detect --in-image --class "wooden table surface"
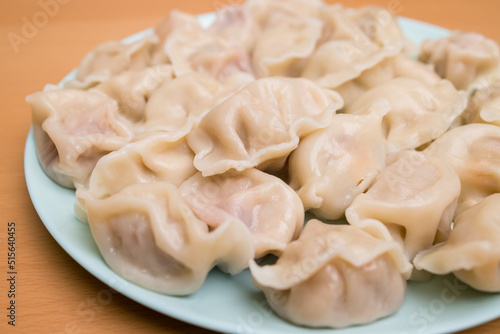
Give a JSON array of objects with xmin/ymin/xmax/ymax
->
[{"xmin": 1, "ymin": 0, "xmax": 500, "ymax": 333}]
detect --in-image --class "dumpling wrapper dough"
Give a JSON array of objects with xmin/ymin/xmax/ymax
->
[
  {"xmin": 346, "ymin": 77, "xmax": 467, "ymax": 153},
  {"xmin": 187, "ymin": 77, "xmax": 343, "ymax": 176},
  {"xmin": 64, "ymin": 35, "xmax": 159, "ymax": 89},
  {"xmin": 288, "ymin": 102, "xmax": 388, "ymax": 220},
  {"xmin": 414, "ymin": 193, "xmax": 500, "ymax": 292},
  {"xmin": 419, "ymin": 32, "xmax": 500, "ymax": 90},
  {"xmin": 74, "ymin": 132, "xmax": 197, "ymax": 223},
  {"xmin": 246, "ymin": 0, "xmax": 324, "ymax": 28},
  {"xmin": 334, "ymin": 54, "xmax": 441, "ymax": 108},
  {"xmin": 249, "ymin": 219, "xmax": 411, "ymax": 328},
  {"xmin": 424, "ymin": 123, "xmax": 500, "ymax": 215},
  {"xmin": 162, "ymin": 8, "xmax": 255, "ymax": 81},
  {"xmin": 463, "ymin": 80, "xmax": 500, "ymax": 126},
  {"xmin": 301, "ymin": 5, "xmax": 408, "ymax": 89},
  {"xmin": 346, "ymin": 150, "xmax": 461, "ymax": 270},
  {"xmin": 26, "ymin": 87, "xmax": 134, "ymax": 189},
  {"xmin": 252, "ymin": 16, "xmax": 323, "ymax": 77},
  {"xmin": 80, "ymin": 182, "xmax": 254, "ymax": 296},
  {"xmin": 180, "ymin": 168, "xmax": 304, "ymax": 258},
  {"xmin": 93, "ymin": 64, "xmax": 174, "ymax": 123},
  {"xmin": 141, "ymin": 71, "xmax": 255, "ymax": 142}
]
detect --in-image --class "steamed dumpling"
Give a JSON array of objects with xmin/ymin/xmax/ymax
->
[
  {"xmin": 162, "ymin": 9, "xmax": 254, "ymax": 81},
  {"xmin": 26, "ymin": 87, "xmax": 134, "ymax": 188},
  {"xmin": 249, "ymin": 219, "xmax": 411, "ymax": 328},
  {"xmin": 87, "ymin": 133, "xmax": 196, "ymax": 197},
  {"xmin": 172, "ymin": 41, "xmax": 254, "ymax": 82},
  {"xmin": 463, "ymin": 80, "xmax": 500, "ymax": 126},
  {"xmin": 64, "ymin": 36, "xmax": 159, "ymax": 89},
  {"xmin": 346, "ymin": 77, "xmax": 467, "ymax": 153},
  {"xmin": 140, "ymin": 72, "xmax": 225, "ymax": 141},
  {"xmin": 74, "ymin": 132, "xmax": 197, "ymax": 223},
  {"xmin": 346, "ymin": 150, "xmax": 461, "ymax": 267},
  {"xmin": 187, "ymin": 77, "xmax": 343, "ymax": 176},
  {"xmin": 151, "ymin": 10, "xmax": 201, "ymax": 65},
  {"xmin": 207, "ymin": 5, "xmax": 260, "ymax": 53},
  {"xmin": 348, "ymin": 5, "xmax": 409, "ymax": 50},
  {"xmin": 414, "ymin": 193, "xmax": 500, "ymax": 292},
  {"xmin": 179, "ymin": 168, "xmax": 304, "ymax": 258},
  {"xmin": 288, "ymin": 103, "xmax": 388, "ymax": 220},
  {"xmin": 419, "ymin": 32, "xmax": 500, "ymax": 90},
  {"xmin": 246, "ymin": 0, "xmax": 323, "ymax": 27},
  {"xmin": 247, "ymin": 0, "xmax": 327, "ymax": 78},
  {"xmin": 424, "ymin": 123, "xmax": 500, "ymax": 215},
  {"xmin": 93, "ymin": 65, "xmax": 173, "ymax": 122},
  {"xmin": 79, "ymin": 182, "xmax": 254, "ymax": 295},
  {"xmin": 301, "ymin": 5, "xmax": 407, "ymax": 89},
  {"xmin": 252, "ymin": 16, "xmax": 323, "ymax": 77},
  {"xmin": 335, "ymin": 54, "xmax": 441, "ymax": 108}
]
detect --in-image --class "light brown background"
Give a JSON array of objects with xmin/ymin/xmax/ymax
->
[{"xmin": 1, "ymin": 0, "xmax": 500, "ymax": 333}]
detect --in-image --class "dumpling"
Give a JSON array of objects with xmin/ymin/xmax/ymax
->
[
  {"xmin": 151, "ymin": 10, "xmax": 201, "ymax": 65},
  {"xmin": 141, "ymin": 71, "xmax": 256, "ymax": 141},
  {"xmin": 288, "ymin": 102, "xmax": 388, "ymax": 220},
  {"xmin": 345, "ymin": 77, "xmax": 467, "ymax": 153},
  {"xmin": 301, "ymin": 40, "xmax": 395, "ymax": 89},
  {"xmin": 318, "ymin": 4, "xmax": 407, "ymax": 49},
  {"xmin": 162, "ymin": 11, "xmax": 254, "ymax": 81},
  {"xmin": 26, "ymin": 87, "xmax": 134, "ymax": 189},
  {"xmin": 187, "ymin": 77, "xmax": 343, "ymax": 176},
  {"xmin": 388, "ymin": 54, "xmax": 441, "ymax": 85},
  {"xmin": 345, "ymin": 150, "xmax": 461, "ymax": 267},
  {"xmin": 463, "ymin": 80, "xmax": 500, "ymax": 126},
  {"xmin": 154, "ymin": 7, "xmax": 257, "ymax": 76},
  {"xmin": 207, "ymin": 5, "xmax": 260, "ymax": 53},
  {"xmin": 188, "ymin": 45, "xmax": 255, "ymax": 82},
  {"xmin": 419, "ymin": 32, "xmax": 500, "ymax": 90},
  {"xmin": 414, "ymin": 193, "xmax": 500, "ymax": 292},
  {"xmin": 308, "ymin": 6, "xmax": 431, "ymax": 108},
  {"xmin": 93, "ymin": 64, "xmax": 173, "ymax": 122},
  {"xmin": 246, "ymin": 0, "xmax": 323, "ymax": 27},
  {"xmin": 74, "ymin": 132, "xmax": 197, "ymax": 223},
  {"xmin": 247, "ymin": 0, "xmax": 325, "ymax": 77},
  {"xmin": 301, "ymin": 5, "xmax": 407, "ymax": 89},
  {"xmin": 424, "ymin": 123, "xmax": 500, "ymax": 215},
  {"xmin": 140, "ymin": 72, "xmax": 225, "ymax": 141},
  {"xmin": 249, "ymin": 219, "xmax": 411, "ymax": 328},
  {"xmin": 79, "ymin": 182, "xmax": 254, "ymax": 296},
  {"xmin": 251, "ymin": 16, "xmax": 323, "ymax": 77},
  {"xmin": 88, "ymin": 133, "xmax": 195, "ymax": 196},
  {"xmin": 179, "ymin": 168, "xmax": 304, "ymax": 258},
  {"xmin": 348, "ymin": 6, "xmax": 410, "ymax": 51},
  {"xmin": 335, "ymin": 54, "xmax": 441, "ymax": 108},
  {"xmin": 64, "ymin": 36, "xmax": 159, "ymax": 89}
]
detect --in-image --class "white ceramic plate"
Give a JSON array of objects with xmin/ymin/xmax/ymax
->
[{"xmin": 25, "ymin": 13, "xmax": 500, "ymax": 334}]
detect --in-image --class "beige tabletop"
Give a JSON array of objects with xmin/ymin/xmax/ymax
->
[{"xmin": 1, "ymin": 0, "xmax": 500, "ymax": 333}]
